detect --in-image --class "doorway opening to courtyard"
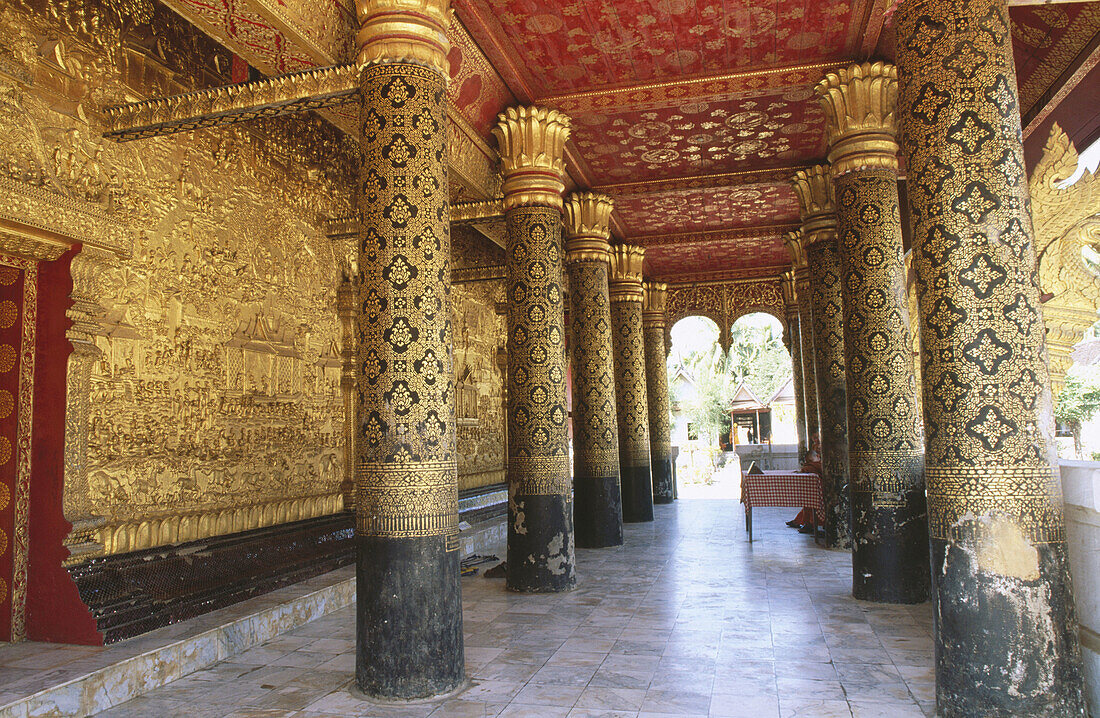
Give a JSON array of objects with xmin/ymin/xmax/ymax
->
[{"xmin": 667, "ymin": 312, "xmax": 794, "ymax": 500}]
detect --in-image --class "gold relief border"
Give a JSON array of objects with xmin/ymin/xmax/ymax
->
[
  {"xmin": 0, "ymin": 254, "xmax": 36, "ymax": 642},
  {"xmin": 539, "ymin": 61, "xmax": 849, "ymax": 113},
  {"xmin": 102, "ymin": 64, "xmax": 360, "ymax": 142},
  {"xmin": 594, "ymin": 166, "xmax": 814, "ymax": 197},
  {"xmin": 0, "ymin": 178, "xmax": 131, "ymax": 260},
  {"xmin": 96, "ymin": 492, "xmax": 345, "ymax": 558},
  {"xmin": 926, "ymin": 465, "xmax": 1066, "ymax": 544},
  {"xmin": 510, "ymin": 455, "xmax": 572, "ymax": 496}
]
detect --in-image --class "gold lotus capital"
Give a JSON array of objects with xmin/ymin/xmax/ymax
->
[
  {"xmin": 492, "ymin": 106, "xmax": 572, "ymax": 211},
  {"xmin": 357, "ymin": 0, "xmax": 451, "ymax": 75},
  {"xmin": 783, "ymin": 229, "xmax": 807, "ymax": 268},
  {"xmin": 564, "ymin": 192, "xmax": 614, "ymax": 262},
  {"xmin": 816, "ymin": 61, "xmax": 899, "ymax": 175},
  {"xmin": 780, "ymin": 270, "xmax": 797, "ymax": 307},
  {"xmin": 791, "ymin": 165, "xmax": 837, "ymax": 243},
  {"xmin": 609, "ymin": 244, "xmax": 646, "ymax": 302},
  {"xmin": 643, "ymin": 281, "xmax": 669, "ymax": 324}
]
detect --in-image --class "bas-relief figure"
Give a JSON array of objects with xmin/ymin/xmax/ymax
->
[{"xmin": 0, "ymin": 1, "xmax": 507, "ymax": 556}]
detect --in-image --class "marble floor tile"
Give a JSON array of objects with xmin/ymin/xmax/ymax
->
[{"xmin": 69, "ymin": 503, "xmax": 937, "ymax": 718}]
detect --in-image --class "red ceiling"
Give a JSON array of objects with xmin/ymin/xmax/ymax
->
[
  {"xmin": 160, "ymin": 0, "xmax": 1100, "ymax": 284},
  {"xmin": 453, "ymin": 0, "xmax": 875, "ymax": 96},
  {"xmin": 643, "ymin": 231, "xmax": 792, "ymax": 282},
  {"xmin": 614, "ymin": 183, "xmax": 800, "ymax": 236},
  {"xmin": 569, "ymin": 87, "xmax": 826, "ymax": 184}
]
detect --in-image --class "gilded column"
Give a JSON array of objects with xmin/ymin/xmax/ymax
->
[
  {"xmin": 354, "ymin": 0, "xmax": 462, "ymax": 699},
  {"xmin": 897, "ymin": 0, "xmax": 1086, "ymax": 713},
  {"xmin": 643, "ymin": 281, "xmax": 674, "ymax": 504},
  {"xmin": 564, "ymin": 192, "xmax": 623, "ymax": 548},
  {"xmin": 493, "ymin": 106, "xmax": 576, "ymax": 592},
  {"xmin": 792, "ymin": 167, "xmax": 851, "ymax": 549},
  {"xmin": 817, "ymin": 62, "xmax": 929, "ymax": 603},
  {"xmin": 609, "ymin": 246, "xmax": 653, "ymax": 523},
  {"xmin": 784, "ymin": 230, "xmax": 820, "ymax": 449},
  {"xmin": 779, "ymin": 270, "xmax": 808, "ymax": 457}
]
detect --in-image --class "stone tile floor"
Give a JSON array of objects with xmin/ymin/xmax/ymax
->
[{"xmin": 93, "ymin": 500, "xmax": 936, "ymax": 718}]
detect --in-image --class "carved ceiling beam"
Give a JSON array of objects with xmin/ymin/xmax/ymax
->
[
  {"xmin": 593, "ymin": 166, "xmax": 816, "ymax": 197},
  {"xmin": 539, "ymin": 60, "xmax": 848, "ymax": 114},
  {"xmin": 632, "ymin": 223, "xmax": 802, "ymax": 248},
  {"xmin": 451, "ymin": 199, "xmax": 504, "ymax": 223},
  {"xmin": 102, "ymin": 64, "xmax": 359, "ymax": 141},
  {"xmin": 453, "ymin": 265, "xmax": 506, "ymax": 283}
]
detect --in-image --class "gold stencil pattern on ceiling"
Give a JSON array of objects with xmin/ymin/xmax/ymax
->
[{"xmin": 0, "ymin": 4, "xmax": 360, "ymax": 554}]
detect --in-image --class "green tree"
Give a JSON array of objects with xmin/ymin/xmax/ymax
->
[
  {"xmin": 667, "ymin": 314, "xmax": 793, "ymax": 448},
  {"xmin": 1056, "ymin": 365, "xmax": 1100, "ymax": 456}
]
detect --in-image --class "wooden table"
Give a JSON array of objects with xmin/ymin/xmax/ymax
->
[{"xmin": 740, "ymin": 470, "xmax": 824, "ymax": 542}]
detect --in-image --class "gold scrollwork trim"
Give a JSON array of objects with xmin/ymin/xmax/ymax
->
[
  {"xmin": 510, "ymin": 455, "xmax": 571, "ymax": 496},
  {"xmin": 0, "ymin": 254, "xmax": 36, "ymax": 641},
  {"xmin": 93, "ymin": 493, "xmax": 345, "ymax": 559},
  {"xmin": 103, "ymin": 64, "xmax": 359, "ymax": 141},
  {"xmin": 452, "ymin": 199, "xmax": 505, "ymax": 223},
  {"xmin": 926, "ymin": 465, "xmax": 1066, "ymax": 544}
]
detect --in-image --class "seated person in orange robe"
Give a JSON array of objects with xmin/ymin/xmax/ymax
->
[{"xmin": 787, "ymin": 432, "xmax": 822, "ymax": 530}]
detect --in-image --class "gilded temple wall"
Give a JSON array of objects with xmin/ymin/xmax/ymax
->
[
  {"xmin": 453, "ymin": 279, "xmax": 506, "ymax": 491},
  {"xmin": 0, "ymin": 2, "xmax": 506, "ymax": 554}
]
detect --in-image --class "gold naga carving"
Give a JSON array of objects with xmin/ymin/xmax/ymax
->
[{"xmin": 1029, "ymin": 124, "xmax": 1100, "ymax": 398}]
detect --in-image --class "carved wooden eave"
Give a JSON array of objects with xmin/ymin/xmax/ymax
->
[
  {"xmin": 103, "ymin": 64, "xmax": 359, "ymax": 141},
  {"xmin": 0, "ymin": 176, "xmax": 133, "ymax": 262}
]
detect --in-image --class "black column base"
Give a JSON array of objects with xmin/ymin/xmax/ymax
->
[
  {"xmin": 852, "ymin": 487, "xmax": 930, "ymax": 604},
  {"xmin": 356, "ymin": 535, "xmax": 464, "ymax": 699},
  {"xmin": 932, "ymin": 535, "xmax": 1087, "ymax": 717},
  {"xmin": 574, "ymin": 475, "xmax": 624, "ymax": 548},
  {"xmin": 621, "ymin": 463, "xmax": 654, "ymax": 523},
  {"xmin": 507, "ymin": 493, "xmax": 576, "ymax": 592},
  {"xmin": 652, "ymin": 458, "xmax": 674, "ymax": 504}
]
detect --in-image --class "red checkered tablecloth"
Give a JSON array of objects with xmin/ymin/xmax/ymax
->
[{"xmin": 740, "ymin": 471, "xmax": 824, "ymax": 519}]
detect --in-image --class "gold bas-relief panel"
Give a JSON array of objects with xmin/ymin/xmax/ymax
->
[
  {"xmin": 452, "ymin": 279, "xmax": 506, "ymax": 491},
  {"xmin": 0, "ymin": 4, "xmax": 359, "ymax": 556}
]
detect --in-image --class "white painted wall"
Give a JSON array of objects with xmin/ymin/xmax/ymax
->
[{"xmin": 1062, "ymin": 459, "xmax": 1100, "ymax": 715}]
